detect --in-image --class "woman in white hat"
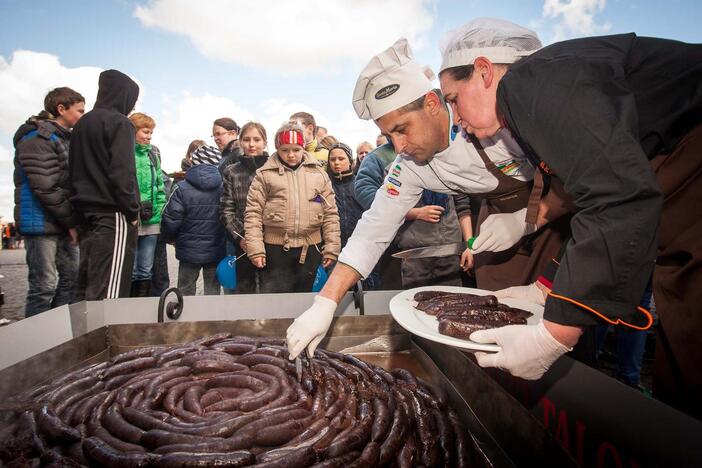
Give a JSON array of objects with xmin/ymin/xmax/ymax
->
[{"xmin": 438, "ymin": 17, "xmax": 702, "ymax": 417}]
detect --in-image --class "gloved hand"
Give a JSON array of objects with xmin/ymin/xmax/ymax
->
[
  {"xmin": 470, "ymin": 322, "xmax": 572, "ymax": 380},
  {"xmin": 494, "ymin": 282, "xmax": 547, "ymax": 306},
  {"xmin": 286, "ymin": 295, "xmax": 337, "ymax": 360},
  {"xmin": 471, "ymin": 208, "xmax": 536, "ymax": 253}
]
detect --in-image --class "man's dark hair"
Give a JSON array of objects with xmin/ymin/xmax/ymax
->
[
  {"xmin": 213, "ymin": 117, "xmax": 239, "ymax": 133},
  {"xmin": 44, "ymin": 87, "xmax": 85, "ymax": 117},
  {"xmin": 290, "ymin": 111, "xmax": 317, "ymax": 133},
  {"xmin": 398, "ymin": 88, "xmax": 445, "ymax": 114}
]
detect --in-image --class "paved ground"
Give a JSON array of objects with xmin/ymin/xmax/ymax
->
[{"xmin": 0, "ymin": 245, "xmax": 197, "ymax": 323}]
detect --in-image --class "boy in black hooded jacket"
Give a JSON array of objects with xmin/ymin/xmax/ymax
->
[{"xmin": 69, "ymin": 69, "xmax": 141, "ymax": 300}]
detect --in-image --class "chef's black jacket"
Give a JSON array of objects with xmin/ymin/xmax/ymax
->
[{"xmin": 496, "ymin": 33, "xmax": 702, "ymax": 326}]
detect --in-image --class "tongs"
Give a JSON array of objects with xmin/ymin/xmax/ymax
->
[{"xmin": 294, "ymin": 350, "xmax": 313, "ymax": 382}]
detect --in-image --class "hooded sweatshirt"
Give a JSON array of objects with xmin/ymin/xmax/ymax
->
[{"xmin": 69, "ymin": 69, "xmax": 140, "ymax": 221}]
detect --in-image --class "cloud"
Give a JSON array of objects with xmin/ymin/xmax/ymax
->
[
  {"xmin": 0, "ymin": 50, "xmax": 103, "ymax": 135},
  {"xmin": 542, "ymin": 0, "xmax": 611, "ymax": 41},
  {"xmin": 134, "ymin": 0, "xmax": 437, "ymax": 74},
  {"xmin": 153, "ymin": 92, "xmax": 378, "ymax": 172}
]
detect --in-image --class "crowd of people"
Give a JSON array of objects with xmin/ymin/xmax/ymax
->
[
  {"xmin": 12, "ymin": 72, "xmax": 468, "ymax": 314},
  {"xmin": 10, "ymin": 17, "xmax": 701, "ymax": 418}
]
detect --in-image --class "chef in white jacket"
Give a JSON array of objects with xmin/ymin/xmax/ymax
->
[{"xmin": 286, "ymin": 38, "xmax": 564, "ymax": 369}]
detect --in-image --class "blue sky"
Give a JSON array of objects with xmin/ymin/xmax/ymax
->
[{"xmin": 1, "ymin": 0, "xmax": 700, "ymax": 221}]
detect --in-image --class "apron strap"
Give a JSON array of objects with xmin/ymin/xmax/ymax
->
[
  {"xmin": 525, "ymin": 169, "xmax": 545, "ymax": 225},
  {"xmin": 468, "ymin": 133, "xmax": 508, "ymax": 180}
]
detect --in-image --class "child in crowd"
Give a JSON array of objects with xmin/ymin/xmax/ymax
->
[
  {"xmin": 220, "ymin": 122, "xmax": 270, "ymax": 293},
  {"xmin": 244, "ymin": 121, "xmax": 340, "ymax": 293},
  {"xmin": 128, "ymin": 113, "xmax": 166, "ymax": 297},
  {"xmin": 327, "ymin": 143, "xmax": 363, "ymax": 248},
  {"xmin": 161, "ymin": 145, "xmax": 225, "ymax": 295}
]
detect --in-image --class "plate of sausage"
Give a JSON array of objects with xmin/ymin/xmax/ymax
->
[{"xmin": 389, "ymin": 285, "xmax": 544, "ymax": 352}]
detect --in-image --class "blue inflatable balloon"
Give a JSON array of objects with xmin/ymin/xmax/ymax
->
[{"xmin": 216, "ymin": 255, "xmax": 237, "ymax": 289}]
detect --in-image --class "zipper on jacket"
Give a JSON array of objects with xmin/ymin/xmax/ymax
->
[{"xmin": 292, "ymin": 168, "xmax": 300, "ymax": 242}]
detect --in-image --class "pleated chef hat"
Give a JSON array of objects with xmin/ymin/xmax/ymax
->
[
  {"xmin": 352, "ymin": 38, "xmax": 435, "ymax": 121},
  {"xmin": 439, "ymin": 18, "xmax": 542, "ymax": 73}
]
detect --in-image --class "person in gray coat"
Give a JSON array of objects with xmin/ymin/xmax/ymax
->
[{"xmin": 354, "ymin": 143, "xmax": 464, "ymax": 288}]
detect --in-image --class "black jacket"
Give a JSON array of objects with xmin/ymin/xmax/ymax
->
[
  {"xmin": 497, "ymin": 33, "xmax": 702, "ymax": 326},
  {"xmin": 219, "ymin": 153, "xmax": 268, "ymax": 242},
  {"xmin": 69, "ymin": 69, "xmax": 140, "ymax": 222},
  {"xmin": 218, "ymin": 140, "xmax": 241, "ymax": 176},
  {"xmin": 328, "ymin": 170, "xmax": 363, "ymax": 248},
  {"xmin": 13, "ymin": 119, "xmax": 76, "ymax": 235},
  {"xmin": 161, "ymin": 164, "xmax": 226, "ymax": 265}
]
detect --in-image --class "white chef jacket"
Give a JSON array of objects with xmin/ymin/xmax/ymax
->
[{"xmin": 338, "ymin": 113, "xmax": 534, "ymax": 278}]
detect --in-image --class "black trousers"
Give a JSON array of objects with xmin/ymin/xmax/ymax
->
[
  {"xmin": 235, "ymin": 255, "xmax": 259, "ymax": 294},
  {"xmin": 76, "ymin": 212, "xmax": 137, "ymax": 301},
  {"xmin": 259, "ymin": 244, "xmax": 321, "ymax": 293}
]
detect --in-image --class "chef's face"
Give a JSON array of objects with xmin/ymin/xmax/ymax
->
[
  {"xmin": 440, "ymin": 58, "xmax": 504, "ymax": 139},
  {"xmin": 375, "ymin": 93, "xmax": 444, "ymax": 163}
]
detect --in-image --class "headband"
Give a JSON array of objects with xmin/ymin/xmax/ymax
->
[{"xmin": 276, "ymin": 130, "xmax": 305, "ymax": 148}]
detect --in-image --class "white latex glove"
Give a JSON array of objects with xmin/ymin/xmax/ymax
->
[
  {"xmin": 471, "ymin": 208, "xmax": 536, "ymax": 253},
  {"xmin": 494, "ymin": 282, "xmax": 547, "ymax": 306},
  {"xmin": 286, "ymin": 295, "xmax": 337, "ymax": 360},
  {"xmin": 470, "ymin": 322, "xmax": 572, "ymax": 380}
]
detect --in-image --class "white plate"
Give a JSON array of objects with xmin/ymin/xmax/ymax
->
[{"xmin": 389, "ymin": 285, "xmax": 544, "ymax": 353}]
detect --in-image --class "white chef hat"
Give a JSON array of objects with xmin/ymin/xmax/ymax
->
[
  {"xmin": 352, "ymin": 38, "xmax": 436, "ymax": 121},
  {"xmin": 439, "ymin": 18, "xmax": 542, "ymax": 73}
]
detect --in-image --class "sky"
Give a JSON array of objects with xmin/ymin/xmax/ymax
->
[{"xmin": 1, "ymin": 0, "xmax": 700, "ymax": 222}]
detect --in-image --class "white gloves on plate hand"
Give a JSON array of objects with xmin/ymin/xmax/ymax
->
[
  {"xmin": 470, "ymin": 322, "xmax": 572, "ymax": 380},
  {"xmin": 286, "ymin": 295, "xmax": 337, "ymax": 360},
  {"xmin": 494, "ymin": 282, "xmax": 547, "ymax": 306},
  {"xmin": 471, "ymin": 208, "xmax": 537, "ymax": 253}
]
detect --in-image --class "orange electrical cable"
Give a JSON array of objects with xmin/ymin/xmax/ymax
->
[{"xmin": 547, "ymin": 292, "xmax": 654, "ymax": 331}]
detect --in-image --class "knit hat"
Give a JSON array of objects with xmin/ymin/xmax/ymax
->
[
  {"xmin": 191, "ymin": 145, "xmax": 222, "ymax": 166},
  {"xmin": 352, "ymin": 38, "xmax": 435, "ymax": 120},
  {"xmin": 328, "ymin": 143, "xmax": 353, "ymax": 162},
  {"xmin": 439, "ymin": 18, "xmax": 542, "ymax": 72}
]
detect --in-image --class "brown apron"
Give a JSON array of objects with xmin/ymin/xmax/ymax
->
[
  {"xmin": 649, "ymin": 124, "xmax": 702, "ymax": 419},
  {"xmin": 467, "ymin": 136, "xmax": 572, "ymax": 290}
]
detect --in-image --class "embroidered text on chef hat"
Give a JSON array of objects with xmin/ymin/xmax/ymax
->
[
  {"xmin": 439, "ymin": 17, "xmax": 542, "ymax": 73},
  {"xmin": 352, "ymin": 38, "xmax": 436, "ymax": 121}
]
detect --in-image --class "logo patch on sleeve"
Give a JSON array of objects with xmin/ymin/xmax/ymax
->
[
  {"xmin": 386, "ymin": 184, "xmax": 400, "ymax": 197},
  {"xmin": 387, "ymin": 176, "xmax": 402, "ymax": 187}
]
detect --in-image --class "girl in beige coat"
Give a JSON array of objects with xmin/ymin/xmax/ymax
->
[{"xmin": 244, "ymin": 122, "xmax": 340, "ymax": 293}]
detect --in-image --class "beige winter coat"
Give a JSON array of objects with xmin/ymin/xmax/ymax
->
[{"xmin": 244, "ymin": 152, "xmax": 341, "ymax": 262}]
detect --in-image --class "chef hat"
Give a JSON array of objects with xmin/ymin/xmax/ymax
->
[
  {"xmin": 352, "ymin": 38, "xmax": 436, "ymax": 121},
  {"xmin": 439, "ymin": 18, "xmax": 542, "ymax": 73}
]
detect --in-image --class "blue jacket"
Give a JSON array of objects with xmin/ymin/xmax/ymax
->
[
  {"xmin": 13, "ymin": 119, "xmax": 76, "ymax": 235},
  {"xmin": 161, "ymin": 164, "xmax": 225, "ymax": 264}
]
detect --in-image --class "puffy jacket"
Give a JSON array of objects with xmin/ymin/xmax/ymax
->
[
  {"xmin": 13, "ymin": 119, "xmax": 76, "ymax": 235},
  {"xmin": 134, "ymin": 144, "xmax": 167, "ymax": 225},
  {"xmin": 329, "ymin": 171, "xmax": 363, "ymax": 248},
  {"xmin": 244, "ymin": 153, "xmax": 340, "ymax": 261},
  {"xmin": 160, "ymin": 164, "xmax": 225, "ymax": 264},
  {"xmin": 220, "ymin": 153, "xmax": 269, "ymax": 242}
]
